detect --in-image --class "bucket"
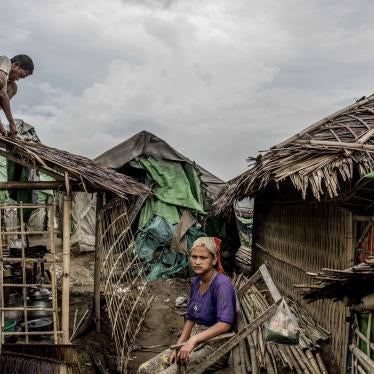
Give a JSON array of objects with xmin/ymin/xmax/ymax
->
[{"xmin": 4, "ymin": 319, "xmax": 17, "ymax": 332}]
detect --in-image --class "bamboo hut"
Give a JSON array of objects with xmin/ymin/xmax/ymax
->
[
  {"xmin": 0, "ymin": 134, "xmax": 151, "ymax": 372},
  {"xmin": 215, "ymin": 94, "xmax": 374, "ymax": 371},
  {"xmin": 91, "ymin": 130, "xmax": 240, "ymax": 278}
]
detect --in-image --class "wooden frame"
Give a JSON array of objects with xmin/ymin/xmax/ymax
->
[{"xmin": 0, "ymin": 202, "xmax": 66, "ymax": 343}]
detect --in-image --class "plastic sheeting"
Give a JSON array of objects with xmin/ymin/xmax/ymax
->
[
  {"xmin": 70, "ymin": 192, "xmax": 96, "ymax": 252},
  {"xmin": 95, "ymin": 130, "xmax": 226, "ymax": 199},
  {"xmin": 135, "ymin": 215, "xmax": 203, "ymax": 280},
  {"xmin": 131, "ymin": 157, "xmax": 204, "ymax": 227}
]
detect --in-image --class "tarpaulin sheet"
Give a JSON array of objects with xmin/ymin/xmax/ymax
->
[
  {"xmin": 95, "ymin": 130, "xmax": 226, "ymax": 199},
  {"xmin": 135, "ymin": 215, "xmax": 203, "ymax": 280},
  {"xmin": 132, "ymin": 157, "xmax": 204, "ymax": 227}
]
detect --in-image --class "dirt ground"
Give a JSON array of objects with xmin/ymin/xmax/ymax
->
[{"xmin": 68, "ymin": 251, "xmax": 190, "ymax": 373}]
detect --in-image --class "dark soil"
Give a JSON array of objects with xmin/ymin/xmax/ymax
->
[{"xmin": 71, "ymin": 277, "xmax": 190, "ymax": 373}]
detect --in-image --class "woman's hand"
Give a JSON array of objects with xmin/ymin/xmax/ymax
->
[{"xmin": 177, "ymin": 336, "xmax": 198, "ymax": 364}]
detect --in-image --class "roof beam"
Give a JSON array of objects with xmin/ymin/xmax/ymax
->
[
  {"xmin": 0, "ymin": 181, "xmax": 69, "ymax": 190},
  {"xmin": 295, "ymin": 139, "xmax": 374, "ymax": 152}
]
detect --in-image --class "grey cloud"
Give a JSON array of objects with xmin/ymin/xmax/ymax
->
[{"xmin": 3, "ymin": 0, "xmax": 374, "ymax": 180}]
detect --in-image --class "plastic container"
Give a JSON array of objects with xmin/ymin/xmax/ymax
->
[{"xmin": 4, "ymin": 319, "xmax": 17, "ymax": 332}]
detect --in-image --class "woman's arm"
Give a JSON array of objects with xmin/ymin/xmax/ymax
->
[
  {"xmin": 177, "ymin": 319, "xmax": 195, "ymax": 345},
  {"xmin": 169, "ymin": 319, "xmax": 195, "ymax": 364},
  {"xmin": 177, "ymin": 321, "xmax": 231, "ymax": 363}
]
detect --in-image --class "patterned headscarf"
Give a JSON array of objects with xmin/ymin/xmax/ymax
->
[{"xmin": 191, "ymin": 237, "xmax": 224, "ymax": 273}]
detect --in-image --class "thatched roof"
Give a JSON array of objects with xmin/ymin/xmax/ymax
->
[
  {"xmin": 216, "ymin": 94, "xmax": 374, "ymax": 213},
  {"xmin": 0, "ymin": 136, "xmax": 151, "ymax": 198}
]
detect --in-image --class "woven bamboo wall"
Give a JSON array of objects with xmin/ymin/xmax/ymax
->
[{"xmin": 253, "ymin": 201, "xmax": 354, "ymax": 371}]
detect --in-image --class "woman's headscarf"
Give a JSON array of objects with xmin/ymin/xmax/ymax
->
[{"xmin": 191, "ymin": 236, "xmax": 224, "ymax": 273}]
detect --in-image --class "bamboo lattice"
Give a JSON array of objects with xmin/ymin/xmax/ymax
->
[
  {"xmin": 253, "ymin": 200, "xmax": 354, "ymax": 371},
  {"xmin": 99, "ymin": 198, "xmax": 153, "ymax": 373}
]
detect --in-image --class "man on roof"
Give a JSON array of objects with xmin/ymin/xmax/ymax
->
[{"xmin": 0, "ymin": 54, "xmax": 34, "ymax": 137}]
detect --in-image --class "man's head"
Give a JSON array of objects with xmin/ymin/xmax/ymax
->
[{"xmin": 9, "ymin": 55, "xmax": 34, "ymax": 82}]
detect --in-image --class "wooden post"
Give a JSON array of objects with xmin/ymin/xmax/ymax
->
[
  {"xmin": 94, "ymin": 192, "xmax": 103, "ymax": 332},
  {"xmin": 62, "ymin": 194, "xmax": 71, "ymax": 343},
  {"xmin": 0, "ymin": 207, "xmax": 3, "ymax": 349}
]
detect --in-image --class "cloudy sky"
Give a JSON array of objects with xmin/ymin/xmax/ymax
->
[{"xmin": 1, "ymin": 0, "xmax": 374, "ymax": 180}]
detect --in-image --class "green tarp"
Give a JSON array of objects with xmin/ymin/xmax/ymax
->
[
  {"xmin": 135, "ymin": 215, "xmax": 203, "ymax": 280},
  {"xmin": 131, "ymin": 157, "xmax": 205, "ymax": 227},
  {"xmin": 131, "ymin": 157, "xmax": 208, "ymax": 279}
]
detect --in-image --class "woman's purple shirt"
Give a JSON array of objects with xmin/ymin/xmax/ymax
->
[{"xmin": 185, "ymin": 273, "xmax": 236, "ymax": 326}]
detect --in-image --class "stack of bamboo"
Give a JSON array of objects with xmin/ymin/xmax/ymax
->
[
  {"xmin": 295, "ymin": 261, "xmax": 374, "ymax": 302},
  {"xmin": 232, "ymin": 274, "xmax": 329, "ymax": 373},
  {"xmin": 235, "ymin": 246, "xmax": 252, "ymax": 273}
]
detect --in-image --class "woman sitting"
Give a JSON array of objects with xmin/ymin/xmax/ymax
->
[{"xmin": 138, "ymin": 236, "xmax": 237, "ymax": 373}]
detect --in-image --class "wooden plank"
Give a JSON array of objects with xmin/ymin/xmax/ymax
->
[
  {"xmin": 0, "ymin": 181, "xmax": 69, "ymax": 190},
  {"xmin": 62, "ymin": 194, "xmax": 71, "ymax": 343},
  {"xmin": 186, "ymin": 303, "xmax": 278, "ymax": 374},
  {"xmin": 237, "ymin": 269, "xmax": 261, "ymax": 298},
  {"xmin": 170, "ymin": 332, "xmax": 235, "ymax": 350},
  {"xmin": 259, "ymin": 264, "xmax": 281, "ymax": 302},
  {"xmin": 353, "ymin": 216, "xmax": 374, "ymax": 222}
]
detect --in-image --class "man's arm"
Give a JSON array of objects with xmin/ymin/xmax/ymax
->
[{"xmin": 0, "ymin": 73, "xmax": 17, "ymax": 135}]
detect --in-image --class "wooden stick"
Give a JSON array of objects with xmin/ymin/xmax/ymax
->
[
  {"xmin": 19, "ymin": 204, "xmax": 29, "ymax": 343},
  {"xmin": 3, "ymin": 331, "xmax": 63, "ymax": 336},
  {"xmin": 0, "ymin": 181, "xmax": 74, "ymax": 190},
  {"xmin": 295, "ymin": 139, "xmax": 374, "ymax": 152},
  {"xmin": 169, "ymin": 332, "xmax": 236, "ymax": 350},
  {"xmin": 94, "ymin": 192, "xmax": 103, "ymax": 332},
  {"xmin": 353, "ymin": 216, "xmax": 374, "ymax": 222},
  {"xmin": 62, "ymin": 193, "xmax": 71, "ymax": 343},
  {"xmin": 49, "ymin": 203, "xmax": 58, "ymax": 344},
  {"xmin": 315, "ymin": 352, "xmax": 328, "ymax": 374}
]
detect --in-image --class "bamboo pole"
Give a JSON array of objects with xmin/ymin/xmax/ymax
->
[
  {"xmin": 94, "ymin": 192, "xmax": 103, "ymax": 332},
  {"xmin": 295, "ymin": 139, "xmax": 374, "ymax": 152},
  {"xmin": 20, "ymin": 203, "xmax": 29, "ymax": 343},
  {"xmin": 315, "ymin": 352, "xmax": 328, "ymax": 374},
  {"xmin": 0, "ymin": 181, "xmax": 74, "ymax": 190},
  {"xmin": 62, "ymin": 194, "xmax": 71, "ymax": 344},
  {"xmin": 50, "ymin": 204, "xmax": 59, "ymax": 343}
]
